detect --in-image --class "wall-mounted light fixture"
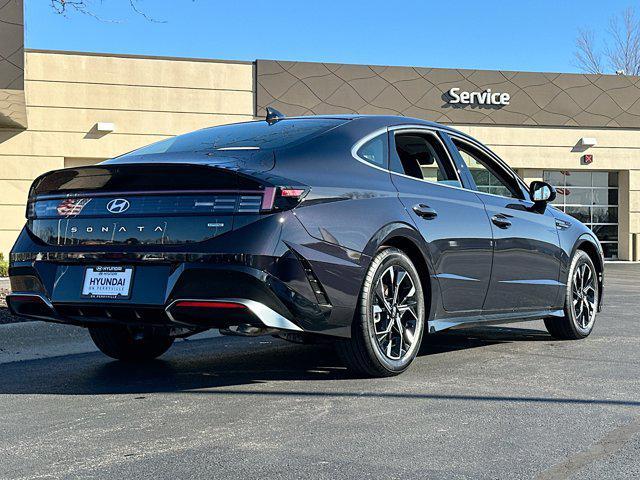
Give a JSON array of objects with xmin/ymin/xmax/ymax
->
[
  {"xmin": 95, "ymin": 122, "xmax": 115, "ymax": 133},
  {"xmin": 579, "ymin": 137, "xmax": 597, "ymax": 148}
]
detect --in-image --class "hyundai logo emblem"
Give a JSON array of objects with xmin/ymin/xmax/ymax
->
[{"xmin": 106, "ymin": 198, "xmax": 131, "ymax": 214}]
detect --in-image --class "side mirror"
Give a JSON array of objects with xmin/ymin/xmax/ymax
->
[{"xmin": 530, "ymin": 181, "xmax": 556, "ymax": 204}]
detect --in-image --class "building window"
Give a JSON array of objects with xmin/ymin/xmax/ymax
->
[{"xmin": 543, "ymin": 170, "xmax": 618, "ymax": 259}]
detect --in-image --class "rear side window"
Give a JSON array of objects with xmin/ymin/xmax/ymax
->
[
  {"xmin": 356, "ymin": 133, "xmax": 388, "ymax": 167},
  {"xmin": 391, "ymin": 131, "xmax": 460, "ymax": 187},
  {"xmin": 117, "ymin": 118, "xmax": 347, "ymax": 159}
]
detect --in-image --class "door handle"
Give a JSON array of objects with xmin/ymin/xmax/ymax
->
[
  {"xmin": 413, "ymin": 204, "xmax": 438, "ymax": 219},
  {"xmin": 491, "ymin": 213, "xmax": 512, "ymax": 229}
]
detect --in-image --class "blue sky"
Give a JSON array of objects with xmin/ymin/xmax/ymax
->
[{"xmin": 25, "ymin": 0, "xmax": 635, "ymax": 73}]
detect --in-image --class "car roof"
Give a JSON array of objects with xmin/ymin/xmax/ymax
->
[{"xmin": 274, "ymin": 114, "xmax": 470, "ymax": 139}]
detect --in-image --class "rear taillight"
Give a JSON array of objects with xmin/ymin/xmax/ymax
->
[
  {"xmin": 261, "ymin": 186, "xmax": 308, "ymax": 212},
  {"xmin": 280, "ymin": 188, "xmax": 305, "ymax": 197}
]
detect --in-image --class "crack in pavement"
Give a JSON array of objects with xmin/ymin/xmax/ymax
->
[{"xmin": 536, "ymin": 416, "xmax": 640, "ymax": 480}]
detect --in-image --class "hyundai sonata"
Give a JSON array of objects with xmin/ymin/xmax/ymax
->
[{"xmin": 7, "ymin": 110, "xmax": 604, "ymax": 376}]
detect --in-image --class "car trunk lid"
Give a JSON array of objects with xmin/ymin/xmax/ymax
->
[{"xmin": 26, "ymin": 162, "xmax": 272, "ymax": 246}]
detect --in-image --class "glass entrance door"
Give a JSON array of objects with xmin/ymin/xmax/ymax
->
[{"xmin": 543, "ymin": 171, "xmax": 618, "ymax": 259}]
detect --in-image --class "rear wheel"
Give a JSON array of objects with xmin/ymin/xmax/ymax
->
[
  {"xmin": 544, "ymin": 249, "xmax": 599, "ymax": 340},
  {"xmin": 88, "ymin": 325, "xmax": 174, "ymax": 361},
  {"xmin": 336, "ymin": 247, "xmax": 426, "ymax": 377}
]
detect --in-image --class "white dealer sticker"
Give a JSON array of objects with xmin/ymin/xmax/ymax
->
[{"xmin": 82, "ymin": 266, "xmax": 134, "ymax": 299}]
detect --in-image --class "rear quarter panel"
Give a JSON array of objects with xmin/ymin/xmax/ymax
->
[{"xmin": 273, "ymin": 121, "xmax": 408, "ymax": 255}]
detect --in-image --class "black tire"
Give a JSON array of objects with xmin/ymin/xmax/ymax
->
[
  {"xmin": 336, "ymin": 247, "xmax": 426, "ymax": 377},
  {"xmin": 544, "ymin": 249, "xmax": 599, "ymax": 340},
  {"xmin": 88, "ymin": 325, "xmax": 174, "ymax": 361}
]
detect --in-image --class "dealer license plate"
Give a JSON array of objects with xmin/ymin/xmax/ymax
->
[{"xmin": 81, "ymin": 266, "xmax": 134, "ymax": 299}]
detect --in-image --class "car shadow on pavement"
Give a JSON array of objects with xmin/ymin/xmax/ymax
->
[
  {"xmin": 5, "ymin": 324, "xmax": 637, "ymax": 411},
  {"xmin": 419, "ymin": 325, "xmax": 552, "ymax": 356}
]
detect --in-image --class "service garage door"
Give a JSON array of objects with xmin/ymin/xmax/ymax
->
[{"xmin": 543, "ymin": 171, "xmax": 618, "ymax": 259}]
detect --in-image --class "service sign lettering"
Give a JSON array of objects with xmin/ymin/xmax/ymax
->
[{"xmin": 448, "ymin": 87, "xmax": 510, "ymax": 106}]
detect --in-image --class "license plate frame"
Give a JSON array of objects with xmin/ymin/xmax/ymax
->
[{"xmin": 81, "ymin": 266, "xmax": 135, "ymax": 300}]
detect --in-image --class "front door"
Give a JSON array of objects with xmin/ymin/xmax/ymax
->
[
  {"xmin": 448, "ymin": 135, "xmax": 563, "ymax": 311},
  {"xmin": 389, "ymin": 128, "xmax": 494, "ymax": 313}
]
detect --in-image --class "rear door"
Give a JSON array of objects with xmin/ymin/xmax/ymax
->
[
  {"xmin": 447, "ymin": 134, "xmax": 563, "ymax": 311},
  {"xmin": 389, "ymin": 128, "xmax": 493, "ymax": 313}
]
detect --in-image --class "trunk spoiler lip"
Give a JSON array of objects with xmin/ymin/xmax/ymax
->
[
  {"xmin": 27, "ymin": 162, "xmax": 282, "ymax": 200},
  {"xmin": 33, "ymin": 188, "xmax": 267, "ymax": 201}
]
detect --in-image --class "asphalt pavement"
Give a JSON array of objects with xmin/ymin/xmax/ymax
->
[{"xmin": 0, "ymin": 264, "xmax": 638, "ymax": 479}]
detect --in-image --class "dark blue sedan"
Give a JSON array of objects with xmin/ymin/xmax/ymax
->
[{"xmin": 7, "ymin": 111, "xmax": 604, "ymax": 376}]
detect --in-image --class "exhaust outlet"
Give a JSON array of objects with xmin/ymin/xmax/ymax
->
[{"xmin": 219, "ymin": 324, "xmax": 278, "ymax": 337}]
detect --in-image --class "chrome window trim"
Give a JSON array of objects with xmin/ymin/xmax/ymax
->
[{"xmin": 350, "ymin": 127, "xmax": 392, "ymax": 174}]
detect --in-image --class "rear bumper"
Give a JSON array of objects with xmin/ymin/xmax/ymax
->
[
  {"xmin": 7, "ymin": 292, "xmax": 303, "ymax": 333},
  {"xmin": 8, "ymin": 211, "xmax": 367, "ymax": 338},
  {"xmin": 7, "ymin": 259, "xmax": 327, "ymax": 333}
]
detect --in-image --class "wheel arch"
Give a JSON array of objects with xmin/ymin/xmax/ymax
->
[
  {"xmin": 573, "ymin": 234, "xmax": 605, "ymax": 308},
  {"xmin": 362, "ymin": 222, "xmax": 439, "ymax": 319}
]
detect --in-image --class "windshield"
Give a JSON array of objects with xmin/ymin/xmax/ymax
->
[{"xmin": 117, "ymin": 118, "xmax": 347, "ymax": 159}]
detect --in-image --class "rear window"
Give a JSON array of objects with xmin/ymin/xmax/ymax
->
[{"xmin": 117, "ymin": 118, "xmax": 346, "ymax": 159}]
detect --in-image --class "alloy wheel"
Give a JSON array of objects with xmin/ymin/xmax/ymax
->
[
  {"xmin": 372, "ymin": 265, "xmax": 421, "ymax": 361},
  {"xmin": 571, "ymin": 262, "xmax": 597, "ymax": 332}
]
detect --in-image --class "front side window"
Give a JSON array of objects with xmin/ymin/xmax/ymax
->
[
  {"xmin": 391, "ymin": 131, "xmax": 460, "ymax": 187},
  {"xmin": 452, "ymin": 138, "xmax": 523, "ymax": 199}
]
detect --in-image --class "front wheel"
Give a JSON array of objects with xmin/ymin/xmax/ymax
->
[
  {"xmin": 336, "ymin": 247, "xmax": 426, "ymax": 377},
  {"xmin": 89, "ymin": 325, "xmax": 174, "ymax": 361},
  {"xmin": 544, "ymin": 250, "xmax": 599, "ymax": 340}
]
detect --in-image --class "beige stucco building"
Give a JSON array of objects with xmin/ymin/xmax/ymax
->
[
  {"xmin": 1, "ymin": 0, "xmax": 640, "ymax": 260},
  {"xmin": 0, "ymin": 50, "xmax": 255, "ymax": 256}
]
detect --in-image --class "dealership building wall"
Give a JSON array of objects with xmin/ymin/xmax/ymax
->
[
  {"xmin": 0, "ymin": 50, "xmax": 254, "ymax": 256},
  {"xmin": 1, "ymin": 49, "xmax": 640, "ymax": 260}
]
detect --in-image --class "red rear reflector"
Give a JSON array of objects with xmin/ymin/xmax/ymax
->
[
  {"xmin": 280, "ymin": 188, "xmax": 305, "ymax": 197},
  {"xmin": 174, "ymin": 301, "xmax": 246, "ymax": 309}
]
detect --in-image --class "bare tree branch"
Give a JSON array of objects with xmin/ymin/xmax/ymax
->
[
  {"xmin": 574, "ymin": 28, "xmax": 603, "ymax": 74},
  {"xmin": 604, "ymin": 7, "xmax": 640, "ymax": 75},
  {"xmin": 50, "ymin": 0, "xmax": 165, "ymax": 23},
  {"xmin": 49, "ymin": 0, "xmax": 119, "ymax": 22},
  {"xmin": 128, "ymin": 0, "xmax": 166, "ymax": 23},
  {"xmin": 575, "ymin": 7, "xmax": 640, "ymax": 75}
]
